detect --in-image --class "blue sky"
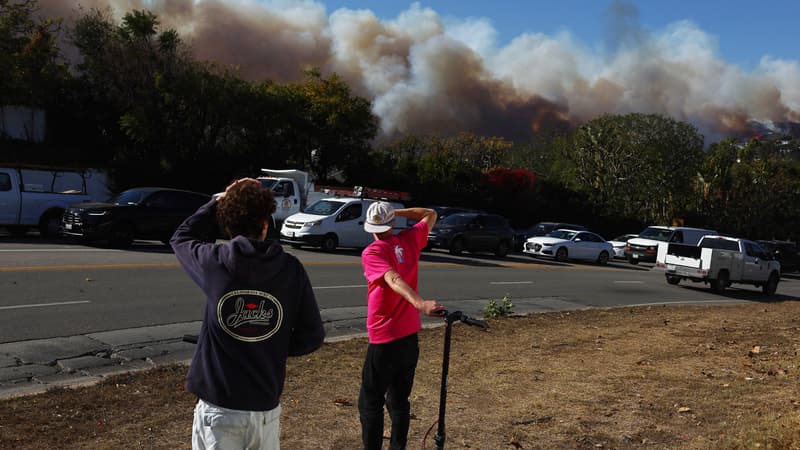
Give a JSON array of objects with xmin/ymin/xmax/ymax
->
[{"xmin": 323, "ymin": 0, "xmax": 799, "ymax": 71}]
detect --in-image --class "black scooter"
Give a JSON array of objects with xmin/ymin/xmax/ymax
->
[{"xmin": 428, "ymin": 310, "xmax": 489, "ymax": 450}]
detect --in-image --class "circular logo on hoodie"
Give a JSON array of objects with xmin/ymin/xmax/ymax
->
[{"xmin": 217, "ymin": 290, "xmax": 283, "ymax": 342}]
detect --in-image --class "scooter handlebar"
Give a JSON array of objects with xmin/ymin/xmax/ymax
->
[
  {"xmin": 437, "ymin": 310, "xmax": 490, "ymax": 329},
  {"xmin": 462, "ymin": 315, "xmax": 489, "ymax": 329}
]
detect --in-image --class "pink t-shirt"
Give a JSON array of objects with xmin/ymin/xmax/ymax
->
[{"xmin": 361, "ymin": 221, "xmax": 428, "ymax": 344}]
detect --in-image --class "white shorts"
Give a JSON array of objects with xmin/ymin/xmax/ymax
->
[{"xmin": 192, "ymin": 398, "xmax": 281, "ymax": 450}]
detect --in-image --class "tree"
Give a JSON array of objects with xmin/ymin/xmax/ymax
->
[
  {"xmin": 562, "ymin": 113, "xmax": 704, "ymax": 225},
  {"xmin": 699, "ymin": 138, "xmax": 800, "ymax": 239},
  {"xmin": 296, "ymin": 69, "xmax": 378, "ymax": 182},
  {"xmin": 0, "ymin": 0, "xmax": 66, "ymax": 106}
]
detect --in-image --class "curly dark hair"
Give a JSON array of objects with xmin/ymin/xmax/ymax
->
[{"xmin": 216, "ymin": 181, "xmax": 277, "ymax": 239}]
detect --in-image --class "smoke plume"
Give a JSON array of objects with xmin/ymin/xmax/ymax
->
[{"xmin": 36, "ymin": 0, "xmax": 800, "ymax": 143}]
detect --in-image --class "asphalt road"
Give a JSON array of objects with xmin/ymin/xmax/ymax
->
[{"xmin": 2, "ymin": 233, "xmax": 799, "ymax": 344}]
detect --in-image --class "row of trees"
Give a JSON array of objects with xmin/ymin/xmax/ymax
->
[{"xmin": 2, "ymin": 2, "xmax": 800, "ymax": 241}]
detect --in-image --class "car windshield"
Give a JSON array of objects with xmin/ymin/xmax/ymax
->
[
  {"xmin": 546, "ymin": 230, "xmax": 577, "ymax": 240},
  {"xmin": 530, "ymin": 224, "xmax": 551, "ymax": 234},
  {"xmin": 639, "ymin": 227, "xmax": 672, "ymax": 241},
  {"xmin": 258, "ymin": 179, "xmax": 277, "ymax": 190},
  {"xmin": 111, "ymin": 190, "xmax": 150, "ymax": 205},
  {"xmin": 303, "ymin": 200, "xmax": 344, "ymax": 216},
  {"xmin": 439, "ymin": 214, "xmax": 474, "ymax": 226}
]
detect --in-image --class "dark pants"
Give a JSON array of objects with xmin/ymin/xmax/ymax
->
[{"xmin": 358, "ymin": 333, "xmax": 419, "ymax": 450}]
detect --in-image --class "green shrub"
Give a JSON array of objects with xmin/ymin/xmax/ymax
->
[{"xmin": 484, "ymin": 294, "xmax": 514, "ymax": 318}]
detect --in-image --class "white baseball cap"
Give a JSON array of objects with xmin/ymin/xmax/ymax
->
[{"xmin": 364, "ymin": 201, "xmax": 395, "ymax": 233}]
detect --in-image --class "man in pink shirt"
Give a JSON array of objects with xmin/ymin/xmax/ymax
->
[{"xmin": 359, "ymin": 201, "xmax": 443, "ymax": 450}]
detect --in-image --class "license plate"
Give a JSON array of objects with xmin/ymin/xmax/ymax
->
[
  {"xmin": 65, "ymin": 223, "xmax": 72, "ymax": 230},
  {"xmin": 633, "ymin": 254, "xmax": 638, "ymax": 259},
  {"xmin": 667, "ymin": 264, "xmax": 675, "ymax": 270}
]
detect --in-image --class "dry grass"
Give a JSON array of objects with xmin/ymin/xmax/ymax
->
[{"xmin": 2, "ymin": 302, "xmax": 800, "ymax": 449}]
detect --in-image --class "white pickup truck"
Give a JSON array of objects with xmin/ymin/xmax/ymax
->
[
  {"xmin": 0, "ymin": 166, "xmax": 97, "ymax": 237},
  {"xmin": 656, "ymin": 235, "xmax": 781, "ymax": 295}
]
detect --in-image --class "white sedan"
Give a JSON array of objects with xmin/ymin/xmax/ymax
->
[
  {"xmin": 524, "ymin": 229, "xmax": 614, "ymax": 264},
  {"xmin": 607, "ymin": 234, "xmax": 638, "ymax": 259}
]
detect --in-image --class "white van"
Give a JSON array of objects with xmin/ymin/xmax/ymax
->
[
  {"xmin": 280, "ymin": 197, "xmax": 406, "ymax": 251},
  {"xmin": 625, "ymin": 226, "xmax": 716, "ymax": 265}
]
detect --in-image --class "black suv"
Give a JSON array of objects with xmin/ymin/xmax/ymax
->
[
  {"xmin": 427, "ymin": 212, "xmax": 515, "ymax": 257},
  {"xmin": 61, "ymin": 187, "xmax": 210, "ymax": 246},
  {"xmin": 757, "ymin": 240, "xmax": 800, "ymax": 274}
]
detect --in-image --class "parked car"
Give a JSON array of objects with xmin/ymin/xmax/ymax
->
[
  {"xmin": 281, "ymin": 197, "xmax": 406, "ymax": 251},
  {"xmin": 427, "ymin": 212, "xmax": 515, "ymax": 257},
  {"xmin": 513, "ymin": 221, "xmax": 587, "ymax": 251},
  {"xmin": 757, "ymin": 240, "xmax": 800, "ymax": 274},
  {"xmin": 524, "ymin": 229, "xmax": 613, "ymax": 264},
  {"xmin": 61, "ymin": 187, "xmax": 211, "ymax": 247},
  {"xmin": 625, "ymin": 226, "xmax": 716, "ymax": 264},
  {"xmin": 608, "ymin": 234, "xmax": 638, "ymax": 259}
]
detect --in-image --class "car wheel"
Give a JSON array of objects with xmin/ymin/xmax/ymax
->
[
  {"xmin": 763, "ymin": 272, "xmax": 779, "ymax": 295},
  {"xmin": 109, "ymin": 223, "xmax": 134, "ymax": 248},
  {"xmin": 711, "ymin": 270, "xmax": 729, "ymax": 294},
  {"xmin": 494, "ymin": 240, "xmax": 510, "ymax": 257},
  {"xmin": 596, "ymin": 251, "xmax": 609, "ymax": 265},
  {"xmin": 627, "ymin": 255, "xmax": 639, "ymax": 265},
  {"xmin": 38, "ymin": 209, "xmax": 63, "ymax": 238},
  {"xmin": 555, "ymin": 247, "xmax": 568, "ymax": 262},
  {"xmin": 320, "ymin": 234, "xmax": 338, "ymax": 252},
  {"xmin": 666, "ymin": 274, "xmax": 681, "ymax": 285},
  {"xmin": 449, "ymin": 238, "xmax": 465, "ymax": 255}
]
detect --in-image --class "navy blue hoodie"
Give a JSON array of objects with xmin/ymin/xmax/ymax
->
[{"xmin": 171, "ymin": 199, "xmax": 325, "ymax": 411}]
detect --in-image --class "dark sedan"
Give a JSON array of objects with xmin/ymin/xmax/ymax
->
[{"xmin": 61, "ymin": 187, "xmax": 210, "ymax": 247}]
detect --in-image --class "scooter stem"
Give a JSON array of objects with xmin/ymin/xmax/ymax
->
[{"xmin": 433, "ymin": 311, "xmax": 457, "ymax": 449}]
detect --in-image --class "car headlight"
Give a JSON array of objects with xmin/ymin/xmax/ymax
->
[
  {"xmin": 303, "ymin": 220, "xmax": 322, "ymax": 228},
  {"xmin": 541, "ymin": 243, "xmax": 553, "ymax": 247},
  {"xmin": 87, "ymin": 211, "xmax": 110, "ymax": 216}
]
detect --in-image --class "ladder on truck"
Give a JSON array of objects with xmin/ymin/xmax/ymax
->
[{"xmin": 316, "ymin": 185, "xmax": 411, "ymax": 202}]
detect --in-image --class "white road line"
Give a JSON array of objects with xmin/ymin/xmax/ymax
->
[
  {"xmin": 490, "ymin": 281, "xmax": 533, "ymax": 285},
  {"xmin": 0, "ymin": 300, "xmax": 91, "ymax": 310},
  {"xmin": 313, "ymin": 284, "xmax": 367, "ymax": 290},
  {"xmin": 614, "ymin": 281, "xmax": 645, "ymax": 284},
  {"xmin": 0, "ymin": 248, "xmax": 118, "ymax": 252}
]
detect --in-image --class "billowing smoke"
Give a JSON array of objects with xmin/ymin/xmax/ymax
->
[{"xmin": 36, "ymin": 0, "xmax": 800, "ymax": 143}]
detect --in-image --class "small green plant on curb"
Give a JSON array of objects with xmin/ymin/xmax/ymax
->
[{"xmin": 484, "ymin": 294, "xmax": 514, "ymax": 318}]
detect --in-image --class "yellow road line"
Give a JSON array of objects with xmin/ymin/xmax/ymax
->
[
  {"xmin": 0, "ymin": 263, "xmax": 180, "ymax": 272},
  {"xmin": 0, "ymin": 260, "xmax": 621, "ymax": 272}
]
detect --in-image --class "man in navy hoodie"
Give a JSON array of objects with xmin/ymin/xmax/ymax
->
[{"xmin": 171, "ymin": 178, "xmax": 325, "ymax": 450}]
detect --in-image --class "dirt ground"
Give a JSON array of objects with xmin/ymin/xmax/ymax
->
[{"xmin": 2, "ymin": 301, "xmax": 800, "ymax": 449}]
